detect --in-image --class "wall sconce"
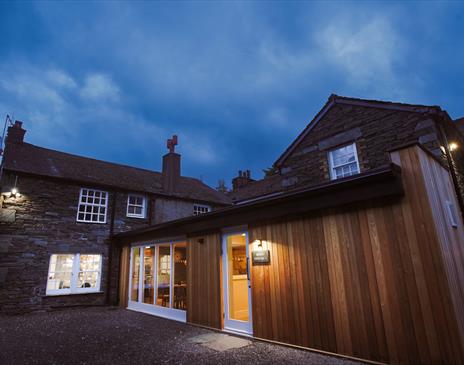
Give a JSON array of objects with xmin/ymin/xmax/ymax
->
[
  {"xmin": 449, "ymin": 142, "xmax": 458, "ymax": 152},
  {"xmin": 252, "ymin": 239, "xmax": 268, "ymax": 251}
]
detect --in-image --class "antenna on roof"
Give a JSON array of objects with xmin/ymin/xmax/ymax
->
[{"xmin": 0, "ymin": 114, "xmax": 15, "ymax": 181}]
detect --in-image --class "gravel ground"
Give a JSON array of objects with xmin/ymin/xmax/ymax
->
[{"xmin": 0, "ymin": 307, "xmax": 363, "ymax": 365}]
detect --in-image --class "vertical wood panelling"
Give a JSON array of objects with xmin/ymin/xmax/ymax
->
[
  {"xmin": 186, "ymin": 233, "xmax": 222, "ymax": 329},
  {"xmin": 249, "ymin": 146, "xmax": 464, "ymax": 364},
  {"xmin": 118, "ymin": 246, "xmax": 130, "ymax": 308}
]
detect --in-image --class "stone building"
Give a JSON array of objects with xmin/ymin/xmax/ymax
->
[
  {"xmin": 229, "ymin": 95, "xmax": 464, "ymax": 211},
  {"xmin": 0, "ymin": 122, "xmax": 230, "ymax": 313}
]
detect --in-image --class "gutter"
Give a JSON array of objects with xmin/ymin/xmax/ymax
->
[{"xmin": 114, "ymin": 164, "xmax": 403, "ymax": 244}]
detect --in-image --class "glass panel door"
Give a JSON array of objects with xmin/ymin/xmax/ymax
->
[
  {"xmin": 143, "ymin": 247, "xmax": 155, "ymax": 304},
  {"xmin": 222, "ymin": 232, "xmax": 253, "ymax": 335},
  {"xmin": 173, "ymin": 242, "xmax": 187, "ymax": 310},
  {"xmin": 156, "ymin": 245, "xmax": 171, "ymax": 308},
  {"xmin": 130, "ymin": 247, "xmax": 140, "ymax": 302},
  {"xmin": 128, "ymin": 242, "xmax": 187, "ymax": 322}
]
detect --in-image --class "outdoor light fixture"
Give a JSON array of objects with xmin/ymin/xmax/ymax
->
[
  {"xmin": 449, "ymin": 142, "xmax": 458, "ymax": 152},
  {"xmin": 8, "ymin": 176, "xmax": 21, "ymax": 198},
  {"xmin": 253, "ymin": 239, "xmax": 266, "ymax": 251}
]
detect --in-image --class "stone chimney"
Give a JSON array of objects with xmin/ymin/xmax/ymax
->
[
  {"xmin": 162, "ymin": 135, "xmax": 181, "ymax": 192},
  {"xmin": 6, "ymin": 121, "xmax": 26, "ymax": 145},
  {"xmin": 232, "ymin": 170, "xmax": 254, "ymax": 190}
]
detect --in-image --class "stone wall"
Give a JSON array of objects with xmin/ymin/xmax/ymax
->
[
  {"xmin": 280, "ymin": 104, "xmax": 445, "ymax": 190},
  {"xmin": 0, "ymin": 173, "xmax": 221, "ymax": 313}
]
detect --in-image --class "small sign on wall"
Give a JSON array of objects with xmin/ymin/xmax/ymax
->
[{"xmin": 252, "ymin": 250, "xmax": 270, "ymax": 265}]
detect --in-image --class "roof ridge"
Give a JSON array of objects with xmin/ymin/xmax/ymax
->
[
  {"xmin": 21, "ymin": 142, "xmax": 163, "ymax": 176},
  {"xmin": 332, "ymin": 94, "xmax": 441, "ymax": 111}
]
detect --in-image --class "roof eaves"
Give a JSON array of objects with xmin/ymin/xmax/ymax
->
[{"xmin": 114, "ymin": 163, "xmax": 402, "ymax": 243}]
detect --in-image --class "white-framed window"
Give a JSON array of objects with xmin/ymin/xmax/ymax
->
[
  {"xmin": 46, "ymin": 253, "xmax": 102, "ymax": 295},
  {"xmin": 76, "ymin": 188, "xmax": 108, "ymax": 223},
  {"xmin": 445, "ymin": 200, "xmax": 458, "ymax": 228},
  {"xmin": 193, "ymin": 204, "xmax": 211, "ymax": 215},
  {"xmin": 328, "ymin": 143, "xmax": 360, "ymax": 180},
  {"xmin": 127, "ymin": 194, "xmax": 146, "ymax": 218}
]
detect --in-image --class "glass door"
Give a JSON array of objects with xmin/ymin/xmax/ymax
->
[
  {"xmin": 222, "ymin": 231, "xmax": 253, "ymax": 335},
  {"xmin": 128, "ymin": 242, "xmax": 187, "ymax": 322}
]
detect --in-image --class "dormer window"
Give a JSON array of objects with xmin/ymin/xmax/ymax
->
[
  {"xmin": 328, "ymin": 143, "xmax": 360, "ymax": 180},
  {"xmin": 127, "ymin": 194, "xmax": 146, "ymax": 218},
  {"xmin": 77, "ymin": 188, "xmax": 108, "ymax": 223},
  {"xmin": 193, "ymin": 204, "xmax": 211, "ymax": 215}
]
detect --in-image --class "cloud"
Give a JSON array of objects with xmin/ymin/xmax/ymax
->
[
  {"xmin": 80, "ymin": 73, "xmax": 119, "ymax": 102},
  {"xmin": 46, "ymin": 69, "xmax": 77, "ymax": 89},
  {"xmin": 315, "ymin": 15, "xmax": 422, "ymax": 98}
]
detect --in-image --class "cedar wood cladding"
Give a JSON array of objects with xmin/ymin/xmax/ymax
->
[
  {"xmin": 249, "ymin": 147, "xmax": 464, "ymax": 364},
  {"xmin": 138, "ymin": 146, "xmax": 462, "ymax": 364}
]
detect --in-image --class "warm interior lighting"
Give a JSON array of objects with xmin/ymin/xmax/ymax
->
[{"xmin": 449, "ymin": 142, "xmax": 458, "ymax": 151}]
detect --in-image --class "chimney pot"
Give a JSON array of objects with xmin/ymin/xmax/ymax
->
[{"xmin": 232, "ymin": 169, "xmax": 255, "ymax": 191}]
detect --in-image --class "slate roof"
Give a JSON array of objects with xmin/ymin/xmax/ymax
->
[
  {"xmin": 2, "ymin": 142, "xmax": 231, "ymax": 205},
  {"xmin": 228, "ymin": 174, "xmax": 283, "ymax": 203}
]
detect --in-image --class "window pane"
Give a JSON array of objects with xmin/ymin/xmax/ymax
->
[
  {"xmin": 47, "ymin": 254, "xmax": 74, "ymax": 292},
  {"xmin": 78, "ymin": 255, "xmax": 101, "ymax": 289},
  {"xmin": 156, "ymin": 245, "xmax": 171, "ymax": 308},
  {"xmin": 143, "ymin": 247, "xmax": 155, "ymax": 304},
  {"xmin": 331, "ymin": 145, "xmax": 354, "ymax": 166},
  {"xmin": 227, "ymin": 234, "xmax": 249, "ymax": 321},
  {"xmin": 131, "ymin": 248, "xmax": 140, "ymax": 302},
  {"xmin": 173, "ymin": 242, "xmax": 187, "ymax": 311},
  {"xmin": 134, "ymin": 207, "xmax": 143, "ymax": 215}
]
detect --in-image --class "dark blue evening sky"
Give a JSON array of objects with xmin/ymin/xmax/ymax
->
[{"xmin": 1, "ymin": 1, "xmax": 463, "ymax": 188}]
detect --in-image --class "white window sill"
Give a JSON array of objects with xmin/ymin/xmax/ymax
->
[
  {"xmin": 76, "ymin": 220, "xmax": 107, "ymax": 224},
  {"xmin": 45, "ymin": 291, "xmax": 104, "ymax": 297},
  {"xmin": 126, "ymin": 215, "xmax": 146, "ymax": 219}
]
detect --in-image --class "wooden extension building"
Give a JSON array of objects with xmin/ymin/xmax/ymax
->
[{"xmin": 114, "ymin": 96, "xmax": 464, "ymax": 364}]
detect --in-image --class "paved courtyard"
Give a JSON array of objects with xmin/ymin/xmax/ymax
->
[{"xmin": 0, "ymin": 307, "xmax": 362, "ymax": 365}]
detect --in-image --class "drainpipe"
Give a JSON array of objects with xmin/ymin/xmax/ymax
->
[
  {"xmin": 435, "ymin": 117, "xmax": 464, "ymax": 220},
  {"xmin": 106, "ymin": 191, "xmax": 118, "ymax": 305}
]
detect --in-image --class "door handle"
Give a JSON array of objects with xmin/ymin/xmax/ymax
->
[{"xmin": 246, "ymin": 257, "xmax": 250, "ymax": 281}]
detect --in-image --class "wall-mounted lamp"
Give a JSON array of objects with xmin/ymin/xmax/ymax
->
[
  {"xmin": 252, "ymin": 239, "xmax": 268, "ymax": 251},
  {"xmin": 449, "ymin": 142, "xmax": 458, "ymax": 152}
]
